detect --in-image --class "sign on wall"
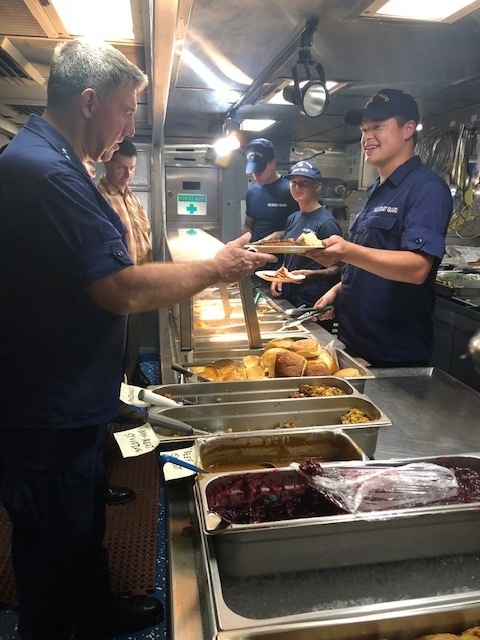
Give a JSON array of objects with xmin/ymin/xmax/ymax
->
[{"xmin": 177, "ymin": 194, "xmax": 207, "ymax": 216}]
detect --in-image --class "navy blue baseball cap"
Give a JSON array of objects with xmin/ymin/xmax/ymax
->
[
  {"xmin": 344, "ymin": 88, "xmax": 420, "ymax": 126},
  {"xmin": 286, "ymin": 160, "xmax": 322, "ymax": 181},
  {"xmin": 245, "ymin": 138, "xmax": 275, "ymax": 174}
]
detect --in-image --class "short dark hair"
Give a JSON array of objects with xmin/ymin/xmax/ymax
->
[{"xmin": 115, "ymin": 139, "xmax": 137, "ymax": 158}]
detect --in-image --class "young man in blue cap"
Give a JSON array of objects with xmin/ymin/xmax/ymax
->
[
  {"xmin": 243, "ymin": 138, "xmax": 297, "ymax": 239},
  {"xmin": 308, "ymin": 88, "xmax": 453, "ymax": 367}
]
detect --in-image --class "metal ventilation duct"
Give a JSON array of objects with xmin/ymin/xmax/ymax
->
[{"xmin": 0, "ymin": 37, "xmax": 45, "ymax": 85}]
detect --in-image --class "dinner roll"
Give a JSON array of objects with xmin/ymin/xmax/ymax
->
[
  {"xmin": 260, "ymin": 347, "xmax": 288, "ymax": 377},
  {"xmin": 274, "ymin": 350, "xmax": 307, "ymax": 377},
  {"xmin": 246, "ymin": 364, "xmax": 267, "ymax": 379},
  {"xmin": 304, "ymin": 360, "xmax": 331, "ymax": 377},
  {"xmin": 243, "ymin": 354, "xmax": 262, "ymax": 369},
  {"xmin": 217, "ymin": 364, "xmax": 247, "ymax": 381},
  {"xmin": 263, "ymin": 337, "xmax": 295, "ymax": 351},
  {"xmin": 199, "ymin": 365, "xmax": 219, "ymax": 381},
  {"xmin": 316, "ymin": 347, "xmax": 338, "ymax": 374},
  {"xmin": 290, "ymin": 338, "xmax": 321, "ymax": 358},
  {"xmin": 334, "ymin": 367, "xmax": 360, "ymax": 377}
]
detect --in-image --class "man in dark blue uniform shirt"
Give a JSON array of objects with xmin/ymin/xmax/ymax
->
[
  {"xmin": 0, "ymin": 39, "xmax": 274, "ymax": 640},
  {"xmin": 309, "ymin": 89, "xmax": 453, "ymax": 367}
]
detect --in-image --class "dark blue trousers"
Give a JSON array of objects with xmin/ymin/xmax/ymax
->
[{"xmin": 0, "ymin": 425, "xmax": 111, "ymax": 640}]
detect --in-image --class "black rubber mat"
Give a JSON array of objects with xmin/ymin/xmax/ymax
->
[{"xmin": 0, "ymin": 428, "xmax": 160, "ymax": 604}]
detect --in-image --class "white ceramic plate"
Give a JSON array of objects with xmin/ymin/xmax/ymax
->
[
  {"xmin": 255, "ymin": 270, "xmax": 306, "ymax": 284},
  {"xmin": 245, "ymin": 243, "xmax": 324, "ymax": 254}
]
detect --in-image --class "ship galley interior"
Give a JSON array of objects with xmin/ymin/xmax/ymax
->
[{"xmin": 2, "ymin": 1, "xmax": 480, "ymax": 639}]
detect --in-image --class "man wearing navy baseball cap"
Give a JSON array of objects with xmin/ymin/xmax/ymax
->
[
  {"xmin": 308, "ymin": 88, "xmax": 453, "ymax": 367},
  {"xmin": 243, "ymin": 138, "xmax": 297, "ymax": 273}
]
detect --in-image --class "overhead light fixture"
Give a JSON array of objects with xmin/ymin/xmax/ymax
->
[
  {"xmin": 283, "ymin": 49, "xmax": 330, "ymax": 118},
  {"xmin": 214, "ymin": 116, "xmax": 241, "ymax": 157},
  {"xmin": 268, "ymin": 80, "xmax": 348, "ymax": 105},
  {"xmin": 48, "ymin": 0, "xmax": 134, "ymax": 39},
  {"xmin": 281, "ymin": 20, "xmax": 330, "ymax": 118},
  {"xmin": 354, "ymin": 0, "xmax": 480, "ymax": 23},
  {"xmin": 240, "ymin": 119, "xmax": 276, "ymax": 132}
]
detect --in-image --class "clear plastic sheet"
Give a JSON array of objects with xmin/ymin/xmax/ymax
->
[{"xmin": 293, "ymin": 462, "xmax": 459, "ymax": 514}]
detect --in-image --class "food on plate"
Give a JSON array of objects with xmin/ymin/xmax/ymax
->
[
  {"xmin": 340, "ymin": 408, "xmax": 371, "ymax": 424},
  {"xmin": 460, "ymin": 628, "xmax": 480, "ymax": 638},
  {"xmin": 297, "ymin": 231, "xmax": 324, "ymax": 247},
  {"xmin": 414, "ymin": 635, "xmax": 460, "ymax": 639},
  {"xmin": 274, "ymin": 350, "xmax": 307, "ymax": 377},
  {"xmin": 289, "ymin": 338, "xmax": 321, "ymax": 358},
  {"xmin": 289, "ymin": 384, "xmax": 344, "ymax": 398},
  {"xmin": 263, "ymin": 337, "xmax": 295, "ymax": 351},
  {"xmin": 334, "ymin": 367, "xmax": 360, "ymax": 377},
  {"xmin": 254, "ymin": 237, "xmax": 298, "ymax": 246}
]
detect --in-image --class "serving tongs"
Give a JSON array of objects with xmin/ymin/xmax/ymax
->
[{"xmin": 278, "ymin": 305, "xmax": 333, "ymax": 330}]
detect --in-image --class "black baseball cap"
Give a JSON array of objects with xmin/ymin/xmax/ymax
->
[
  {"xmin": 245, "ymin": 138, "xmax": 275, "ymax": 174},
  {"xmin": 344, "ymin": 88, "xmax": 420, "ymax": 126}
]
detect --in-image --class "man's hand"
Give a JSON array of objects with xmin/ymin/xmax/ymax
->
[
  {"xmin": 213, "ymin": 232, "xmax": 276, "ymax": 283},
  {"xmin": 307, "ymin": 235, "xmax": 347, "ymax": 267}
]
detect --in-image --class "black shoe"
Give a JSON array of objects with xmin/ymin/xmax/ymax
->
[
  {"xmin": 73, "ymin": 595, "xmax": 164, "ymax": 639},
  {"xmin": 106, "ymin": 484, "xmax": 136, "ymax": 505},
  {"xmin": 131, "ymin": 366, "xmax": 152, "ymax": 388}
]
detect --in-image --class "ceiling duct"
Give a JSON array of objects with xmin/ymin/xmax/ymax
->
[
  {"xmin": 21, "ymin": 0, "xmax": 69, "ymax": 38},
  {"xmin": 0, "ymin": 37, "xmax": 45, "ymax": 85}
]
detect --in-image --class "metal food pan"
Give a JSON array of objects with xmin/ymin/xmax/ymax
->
[
  {"xmin": 184, "ymin": 347, "xmax": 374, "ymax": 391},
  {"xmin": 195, "ymin": 454, "xmax": 480, "ymax": 578},
  {"xmin": 149, "ymin": 376, "xmax": 358, "ymax": 405},
  {"xmin": 196, "ymin": 429, "xmax": 369, "ymax": 473},
  {"xmin": 150, "ymin": 395, "xmax": 390, "ymax": 456}
]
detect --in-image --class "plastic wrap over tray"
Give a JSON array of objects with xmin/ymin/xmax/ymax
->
[
  {"xmin": 194, "ymin": 454, "xmax": 480, "ymax": 577},
  {"xmin": 196, "ymin": 429, "xmax": 369, "ymax": 473}
]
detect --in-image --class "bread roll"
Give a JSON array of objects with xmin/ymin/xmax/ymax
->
[
  {"xmin": 263, "ymin": 337, "xmax": 295, "ymax": 351},
  {"xmin": 246, "ymin": 364, "xmax": 267, "ymax": 379},
  {"xmin": 334, "ymin": 367, "xmax": 360, "ymax": 377},
  {"xmin": 200, "ymin": 365, "xmax": 219, "ymax": 381},
  {"xmin": 217, "ymin": 364, "xmax": 247, "ymax": 381},
  {"xmin": 274, "ymin": 350, "xmax": 307, "ymax": 377},
  {"xmin": 243, "ymin": 355, "xmax": 261, "ymax": 369},
  {"xmin": 260, "ymin": 347, "xmax": 288, "ymax": 377},
  {"xmin": 460, "ymin": 628, "xmax": 480, "ymax": 638},
  {"xmin": 297, "ymin": 231, "xmax": 324, "ymax": 247},
  {"xmin": 316, "ymin": 347, "xmax": 338, "ymax": 374},
  {"xmin": 304, "ymin": 360, "xmax": 331, "ymax": 377},
  {"xmin": 290, "ymin": 338, "xmax": 321, "ymax": 358}
]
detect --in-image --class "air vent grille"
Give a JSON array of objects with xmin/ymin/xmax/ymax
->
[
  {"xmin": 7, "ymin": 104, "xmax": 44, "ymax": 117},
  {"xmin": 0, "ymin": 50, "xmax": 29, "ymax": 80}
]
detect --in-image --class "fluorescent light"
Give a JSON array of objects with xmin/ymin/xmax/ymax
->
[
  {"xmin": 240, "ymin": 119, "xmax": 276, "ymax": 132},
  {"xmin": 182, "ymin": 50, "xmax": 241, "ymax": 103},
  {"xmin": 360, "ymin": 0, "xmax": 480, "ymax": 22},
  {"xmin": 49, "ymin": 0, "xmax": 134, "ymax": 39}
]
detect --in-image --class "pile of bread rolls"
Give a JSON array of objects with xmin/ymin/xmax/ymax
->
[{"xmin": 189, "ymin": 337, "xmax": 360, "ymax": 381}]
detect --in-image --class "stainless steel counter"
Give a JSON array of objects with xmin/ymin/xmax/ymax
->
[{"xmin": 167, "ymin": 367, "xmax": 480, "ymax": 639}]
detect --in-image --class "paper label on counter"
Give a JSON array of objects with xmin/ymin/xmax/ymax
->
[
  {"xmin": 114, "ymin": 423, "xmax": 161, "ymax": 457},
  {"xmin": 120, "ymin": 382, "xmax": 149, "ymax": 407},
  {"xmin": 158, "ymin": 445, "xmax": 200, "ymax": 481}
]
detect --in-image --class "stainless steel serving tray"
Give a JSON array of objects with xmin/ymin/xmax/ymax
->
[
  {"xmin": 183, "ymin": 347, "xmax": 374, "ymax": 391},
  {"xmin": 149, "ymin": 376, "xmax": 357, "ymax": 405},
  {"xmin": 149, "ymin": 395, "xmax": 390, "ymax": 456},
  {"xmin": 195, "ymin": 454, "xmax": 480, "ymax": 579},
  {"xmin": 195, "ymin": 429, "xmax": 369, "ymax": 473}
]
